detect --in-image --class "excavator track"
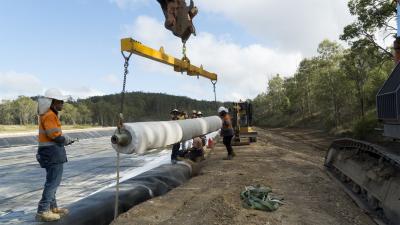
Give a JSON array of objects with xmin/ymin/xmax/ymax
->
[{"xmin": 325, "ymin": 138, "xmax": 400, "ymax": 225}]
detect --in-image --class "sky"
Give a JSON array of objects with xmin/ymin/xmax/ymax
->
[{"xmin": 0, "ymin": 0, "xmax": 355, "ymax": 102}]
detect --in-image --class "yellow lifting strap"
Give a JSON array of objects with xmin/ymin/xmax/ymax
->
[{"xmin": 120, "ymin": 38, "xmax": 217, "ymax": 81}]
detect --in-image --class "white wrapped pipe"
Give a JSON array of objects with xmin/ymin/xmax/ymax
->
[{"xmin": 111, "ymin": 116, "xmax": 222, "ymax": 154}]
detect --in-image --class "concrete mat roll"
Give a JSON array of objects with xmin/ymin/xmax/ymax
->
[
  {"xmin": 113, "ymin": 121, "xmax": 183, "ymax": 154},
  {"xmin": 112, "ymin": 116, "xmax": 222, "ymax": 154}
]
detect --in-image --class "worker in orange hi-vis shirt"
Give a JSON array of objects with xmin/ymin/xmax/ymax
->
[{"xmin": 36, "ymin": 88, "xmax": 75, "ymax": 222}]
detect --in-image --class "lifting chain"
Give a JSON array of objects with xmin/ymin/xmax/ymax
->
[
  {"xmin": 182, "ymin": 41, "xmax": 190, "ymax": 63},
  {"xmin": 118, "ymin": 51, "xmax": 133, "ymax": 132},
  {"xmin": 115, "ymin": 51, "xmax": 132, "ymax": 220},
  {"xmin": 211, "ymin": 80, "xmax": 217, "ymax": 107}
]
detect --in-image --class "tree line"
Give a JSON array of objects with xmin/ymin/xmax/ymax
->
[
  {"xmin": 252, "ymin": 0, "xmax": 395, "ymax": 139},
  {"xmin": 0, "ymin": 92, "xmax": 222, "ymax": 126}
]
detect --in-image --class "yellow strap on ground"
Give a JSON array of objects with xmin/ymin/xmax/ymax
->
[{"xmin": 120, "ymin": 38, "xmax": 217, "ymax": 81}]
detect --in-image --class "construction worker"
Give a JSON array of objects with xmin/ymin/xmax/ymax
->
[
  {"xmin": 191, "ymin": 110, "xmax": 197, "ymax": 118},
  {"xmin": 36, "ymin": 88, "xmax": 75, "ymax": 222},
  {"xmin": 196, "ymin": 111, "xmax": 207, "ymax": 146},
  {"xmin": 218, "ymin": 106, "xmax": 235, "ymax": 160},
  {"xmin": 170, "ymin": 109, "xmax": 181, "ymax": 164},
  {"xmin": 188, "ymin": 136, "xmax": 205, "ymax": 162},
  {"xmin": 179, "ymin": 110, "xmax": 188, "ymax": 120},
  {"xmin": 196, "ymin": 111, "xmax": 203, "ymax": 118}
]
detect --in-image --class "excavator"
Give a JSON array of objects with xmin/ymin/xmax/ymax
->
[
  {"xmin": 324, "ymin": 2, "xmax": 400, "ymax": 225},
  {"xmin": 231, "ymin": 101, "xmax": 258, "ymax": 145}
]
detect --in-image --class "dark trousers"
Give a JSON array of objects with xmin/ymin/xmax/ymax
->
[
  {"xmin": 223, "ymin": 135, "xmax": 233, "ymax": 155},
  {"xmin": 171, "ymin": 143, "xmax": 181, "ymax": 160},
  {"xmin": 37, "ymin": 163, "xmax": 63, "ymax": 213}
]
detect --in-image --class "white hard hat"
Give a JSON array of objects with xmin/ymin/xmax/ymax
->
[
  {"xmin": 197, "ymin": 111, "xmax": 202, "ymax": 115},
  {"xmin": 218, "ymin": 106, "xmax": 228, "ymax": 113},
  {"xmin": 44, "ymin": 88, "xmax": 68, "ymax": 101},
  {"xmin": 171, "ymin": 108, "xmax": 179, "ymax": 114}
]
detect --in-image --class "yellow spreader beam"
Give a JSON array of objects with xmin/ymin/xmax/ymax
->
[{"xmin": 121, "ymin": 38, "xmax": 217, "ymax": 81}]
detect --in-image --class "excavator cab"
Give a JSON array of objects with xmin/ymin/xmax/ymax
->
[
  {"xmin": 157, "ymin": 0, "xmax": 198, "ymax": 42},
  {"xmin": 377, "ymin": 53, "xmax": 400, "ymax": 140}
]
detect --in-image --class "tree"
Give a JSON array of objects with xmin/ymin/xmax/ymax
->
[
  {"xmin": 76, "ymin": 104, "xmax": 91, "ymax": 125},
  {"xmin": 314, "ymin": 40, "xmax": 350, "ymax": 128},
  {"xmin": 61, "ymin": 103, "xmax": 78, "ymax": 125},
  {"xmin": 341, "ymin": 39, "xmax": 382, "ymax": 117},
  {"xmin": 13, "ymin": 96, "xmax": 37, "ymax": 125},
  {"xmin": 341, "ymin": 0, "xmax": 396, "ymax": 59},
  {"xmin": 0, "ymin": 100, "xmax": 15, "ymax": 125}
]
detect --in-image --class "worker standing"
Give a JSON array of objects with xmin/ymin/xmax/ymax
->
[
  {"xmin": 218, "ymin": 106, "xmax": 235, "ymax": 160},
  {"xmin": 196, "ymin": 111, "xmax": 207, "ymax": 146},
  {"xmin": 170, "ymin": 109, "xmax": 181, "ymax": 164},
  {"xmin": 36, "ymin": 89, "xmax": 75, "ymax": 222}
]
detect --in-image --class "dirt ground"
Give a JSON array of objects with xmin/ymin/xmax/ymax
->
[{"xmin": 111, "ymin": 128, "xmax": 376, "ymax": 225}]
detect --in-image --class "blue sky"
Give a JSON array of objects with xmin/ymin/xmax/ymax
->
[{"xmin": 0, "ymin": 0, "xmax": 354, "ymax": 101}]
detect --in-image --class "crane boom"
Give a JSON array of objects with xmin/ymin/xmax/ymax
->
[{"xmin": 121, "ymin": 38, "xmax": 217, "ymax": 81}]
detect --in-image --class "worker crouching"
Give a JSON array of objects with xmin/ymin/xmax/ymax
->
[
  {"xmin": 188, "ymin": 137, "xmax": 205, "ymax": 162},
  {"xmin": 218, "ymin": 106, "xmax": 235, "ymax": 160},
  {"xmin": 36, "ymin": 89, "xmax": 75, "ymax": 222}
]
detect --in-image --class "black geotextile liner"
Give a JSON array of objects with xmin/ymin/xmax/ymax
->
[
  {"xmin": 0, "ymin": 129, "xmax": 114, "ymax": 148},
  {"xmin": 41, "ymin": 162, "xmax": 192, "ymax": 225}
]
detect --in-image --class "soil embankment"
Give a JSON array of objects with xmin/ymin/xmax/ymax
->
[{"xmin": 111, "ymin": 128, "xmax": 375, "ymax": 225}]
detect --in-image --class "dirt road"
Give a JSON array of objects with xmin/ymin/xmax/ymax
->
[{"xmin": 112, "ymin": 128, "xmax": 376, "ymax": 225}]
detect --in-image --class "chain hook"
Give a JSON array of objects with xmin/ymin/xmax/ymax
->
[{"xmin": 181, "ymin": 41, "xmax": 190, "ymax": 64}]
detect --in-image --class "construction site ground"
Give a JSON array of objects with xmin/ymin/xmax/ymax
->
[{"xmin": 112, "ymin": 128, "xmax": 376, "ymax": 225}]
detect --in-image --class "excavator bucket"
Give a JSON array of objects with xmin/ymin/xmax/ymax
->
[{"xmin": 157, "ymin": 0, "xmax": 197, "ymax": 42}]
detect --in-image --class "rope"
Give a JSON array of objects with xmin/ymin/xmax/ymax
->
[
  {"xmin": 114, "ymin": 51, "xmax": 132, "ymax": 220},
  {"xmin": 240, "ymin": 185, "xmax": 284, "ymax": 211}
]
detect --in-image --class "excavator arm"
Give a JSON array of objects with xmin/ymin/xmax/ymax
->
[{"xmin": 121, "ymin": 38, "xmax": 217, "ymax": 81}]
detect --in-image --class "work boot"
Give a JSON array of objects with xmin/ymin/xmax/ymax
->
[
  {"xmin": 171, "ymin": 159, "xmax": 178, "ymax": 164},
  {"xmin": 36, "ymin": 211, "xmax": 61, "ymax": 222},
  {"xmin": 223, "ymin": 154, "xmax": 233, "ymax": 160},
  {"xmin": 52, "ymin": 207, "xmax": 69, "ymax": 217}
]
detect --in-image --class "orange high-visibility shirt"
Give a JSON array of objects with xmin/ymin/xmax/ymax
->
[
  {"xmin": 38, "ymin": 109, "xmax": 62, "ymax": 146},
  {"xmin": 222, "ymin": 114, "xmax": 232, "ymax": 129}
]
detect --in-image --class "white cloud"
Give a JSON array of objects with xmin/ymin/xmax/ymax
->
[
  {"xmin": 109, "ymin": 0, "xmax": 148, "ymax": 9},
  {"xmin": 115, "ymin": 0, "xmax": 354, "ymax": 56},
  {"xmin": 0, "ymin": 71, "xmax": 43, "ymax": 99},
  {"xmin": 123, "ymin": 16, "xmax": 302, "ymax": 101},
  {"xmin": 197, "ymin": 0, "xmax": 354, "ymax": 56},
  {"xmin": 62, "ymin": 87, "xmax": 105, "ymax": 100},
  {"xmin": 0, "ymin": 71, "xmax": 105, "ymax": 101}
]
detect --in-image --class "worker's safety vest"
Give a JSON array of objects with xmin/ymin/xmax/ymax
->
[
  {"xmin": 38, "ymin": 109, "xmax": 62, "ymax": 146},
  {"xmin": 36, "ymin": 109, "xmax": 67, "ymax": 168}
]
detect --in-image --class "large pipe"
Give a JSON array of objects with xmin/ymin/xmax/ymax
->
[{"xmin": 111, "ymin": 116, "xmax": 222, "ymax": 154}]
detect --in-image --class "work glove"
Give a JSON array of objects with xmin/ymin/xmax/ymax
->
[{"xmin": 64, "ymin": 135, "xmax": 76, "ymax": 146}]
